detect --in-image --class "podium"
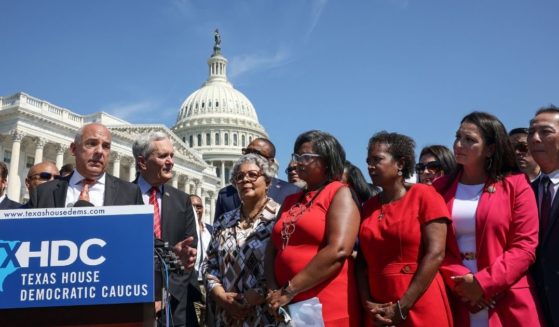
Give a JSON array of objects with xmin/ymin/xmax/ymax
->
[{"xmin": 0, "ymin": 206, "xmax": 155, "ymax": 326}]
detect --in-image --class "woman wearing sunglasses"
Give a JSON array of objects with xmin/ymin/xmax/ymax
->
[
  {"xmin": 416, "ymin": 145, "xmax": 456, "ymax": 185},
  {"xmin": 202, "ymin": 153, "xmax": 280, "ymax": 326},
  {"xmin": 265, "ymin": 130, "xmax": 361, "ymax": 326},
  {"xmin": 435, "ymin": 112, "xmax": 543, "ymax": 327}
]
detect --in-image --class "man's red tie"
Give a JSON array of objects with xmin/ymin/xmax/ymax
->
[{"xmin": 150, "ymin": 186, "xmax": 162, "ymax": 239}]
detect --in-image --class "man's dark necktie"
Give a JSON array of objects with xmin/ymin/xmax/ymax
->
[{"xmin": 540, "ymin": 176, "xmax": 552, "ymax": 232}]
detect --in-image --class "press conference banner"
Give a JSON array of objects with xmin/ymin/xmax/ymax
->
[{"xmin": 0, "ymin": 205, "xmax": 154, "ymax": 309}]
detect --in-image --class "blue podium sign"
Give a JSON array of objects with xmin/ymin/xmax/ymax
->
[{"xmin": 0, "ymin": 206, "xmax": 154, "ymax": 309}]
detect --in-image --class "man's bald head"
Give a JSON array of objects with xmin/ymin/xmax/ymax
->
[{"xmin": 25, "ymin": 161, "xmax": 59, "ymax": 192}]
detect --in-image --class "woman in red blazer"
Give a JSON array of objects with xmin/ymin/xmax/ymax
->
[{"xmin": 434, "ymin": 111, "xmax": 544, "ymax": 327}]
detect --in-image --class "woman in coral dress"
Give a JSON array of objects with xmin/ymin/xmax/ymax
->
[{"xmin": 357, "ymin": 131, "xmax": 453, "ymax": 327}]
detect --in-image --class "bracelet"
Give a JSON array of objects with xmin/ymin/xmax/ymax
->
[
  {"xmin": 397, "ymin": 300, "xmax": 408, "ymax": 321},
  {"xmin": 281, "ymin": 280, "xmax": 296, "ymax": 297}
]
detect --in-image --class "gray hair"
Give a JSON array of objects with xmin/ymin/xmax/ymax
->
[
  {"xmin": 229, "ymin": 153, "xmax": 275, "ymax": 186},
  {"xmin": 132, "ymin": 131, "xmax": 170, "ymax": 163}
]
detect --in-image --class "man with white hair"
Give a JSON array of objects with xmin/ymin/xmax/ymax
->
[{"xmin": 132, "ymin": 131, "xmax": 198, "ymax": 327}]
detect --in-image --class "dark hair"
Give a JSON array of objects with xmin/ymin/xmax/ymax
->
[
  {"xmin": 508, "ymin": 128, "xmax": 529, "ymax": 136},
  {"xmin": 367, "ymin": 131, "xmax": 416, "ymax": 179},
  {"xmin": 294, "ymin": 130, "xmax": 346, "ymax": 181},
  {"xmin": 456, "ymin": 111, "xmax": 516, "ymax": 183},
  {"xmin": 419, "ymin": 145, "xmax": 456, "ymax": 176},
  {"xmin": 344, "ymin": 161, "xmax": 377, "ymax": 203},
  {"xmin": 0, "ymin": 162, "xmax": 7, "ymax": 181},
  {"xmin": 252, "ymin": 138, "xmax": 276, "ymax": 158},
  {"xmin": 59, "ymin": 163, "xmax": 74, "ymax": 175},
  {"xmin": 534, "ymin": 104, "xmax": 559, "ymax": 117}
]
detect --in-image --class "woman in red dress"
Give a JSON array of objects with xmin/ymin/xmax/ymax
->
[
  {"xmin": 357, "ymin": 131, "xmax": 453, "ymax": 326},
  {"xmin": 265, "ymin": 130, "xmax": 361, "ymax": 326}
]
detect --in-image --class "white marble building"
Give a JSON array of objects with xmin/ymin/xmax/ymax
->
[
  {"xmin": 172, "ymin": 31, "xmax": 268, "ymax": 186},
  {"xmin": 0, "ymin": 31, "xmax": 269, "ymax": 223}
]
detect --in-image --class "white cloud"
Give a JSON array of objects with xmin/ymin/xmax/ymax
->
[
  {"xmin": 228, "ymin": 48, "xmax": 292, "ymax": 79},
  {"xmin": 305, "ymin": 0, "xmax": 328, "ymax": 41}
]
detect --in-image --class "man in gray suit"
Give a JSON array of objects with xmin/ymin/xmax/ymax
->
[
  {"xmin": 29, "ymin": 123, "xmax": 143, "ymax": 207},
  {"xmin": 132, "ymin": 131, "xmax": 198, "ymax": 327}
]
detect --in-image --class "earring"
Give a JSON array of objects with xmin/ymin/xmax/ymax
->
[{"xmin": 397, "ymin": 170, "xmax": 403, "ymax": 176}]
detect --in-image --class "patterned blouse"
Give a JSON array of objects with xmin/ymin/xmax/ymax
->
[{"xmin": 202, "ymin": 199, "xmax": 279, "ymax": 327}]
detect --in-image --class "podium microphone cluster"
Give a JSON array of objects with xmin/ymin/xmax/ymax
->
[{"xmin": 154, "ymin": 239, "xmax": 185, "ymax": 273}]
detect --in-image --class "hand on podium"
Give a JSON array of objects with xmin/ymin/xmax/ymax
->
[{"xmin": 173, "ymin": 236, "xmax": 197, "ymax": 271}]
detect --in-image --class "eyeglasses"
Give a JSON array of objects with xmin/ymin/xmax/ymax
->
[
  {"xmin": 514, "ymin": 142, "xmax": 528, "ymax": 153},
  {"xmin": 233, "ymin": 170, "xmax": 264, "ymax": 183},
  {"xmin": 242, "ymin": 148, "xmax": 271, "ymax": 159},
  {"xmin": 415, "ymin": 161, "xmax": 442, "ymax": 174},
  {"xmin": 291, "ymin": 153, "xmax": 321, "ymax": 164},
  {"xmin": 284, "ymin": 166, "xmax": 297, "ymax": 174},
  {"xmin": 29, "ymin": 172, "xmax": 61, "ymax": 181}
]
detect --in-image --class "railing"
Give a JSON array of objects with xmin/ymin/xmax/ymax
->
[{"xmin": 0, "ymin": 92, "xmax": 84, "ymax": 126}]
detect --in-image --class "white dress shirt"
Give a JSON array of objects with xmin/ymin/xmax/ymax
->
[{"xmin": 65, "ymin": 171, "xmax": 106, "ymax": 207}]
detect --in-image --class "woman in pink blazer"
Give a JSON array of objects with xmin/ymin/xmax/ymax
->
[{"xmin": 434, "ymin": 111, "xmax": 544, "ymax": 327}]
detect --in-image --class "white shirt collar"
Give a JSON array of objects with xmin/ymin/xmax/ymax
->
[
  {"xmin": 542, "ymin": 169, "xmax": 559, "ymax": 185},
  {"xmin": 69, "ymin": 170, "xmax": 106, "ymax": 186}
]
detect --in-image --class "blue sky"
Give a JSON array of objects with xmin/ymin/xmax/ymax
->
[{"xmin": 1, "ymin": 0, "xmax": 558, "ymax": 179}]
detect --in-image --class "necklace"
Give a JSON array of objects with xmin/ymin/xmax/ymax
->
[
  {"xmin": 280, "ymin": 184, "xmax": 327, "ymax": 249},
  {"xmin": 239, "ymin": 197, "xmax": 269, "ymax": 229},
  {"xmin": 377, "ymin": 187, "xmax": 407, "ymax": 221}
]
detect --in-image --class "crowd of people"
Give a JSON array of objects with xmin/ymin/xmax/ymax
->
[{"xmin": 1, "ymin": 105, "xmax": 558, "ymax": 327}]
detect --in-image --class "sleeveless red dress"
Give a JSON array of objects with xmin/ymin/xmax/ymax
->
[
  {"xmin": 360, "ymin": 183, "xmax": 453, "ymax": 327},
  {"xmin": 271, "ymin": 181, "xmax": 361, "ymax": 326}
]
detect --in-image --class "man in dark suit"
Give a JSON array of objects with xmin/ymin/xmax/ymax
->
[
  {"xmin": 132, "ymin": 131, "xmax": 198, "ymax": 327},
  {"xmin": 0, "ymin": 162, "xmax": 20, "ymax": 209},
  {"xmin": 213, "ymin": 138, "xmax": 300, "ymax": 221},
  {"xmin": 29, "ymin": 123, "xmax": 143, "ymax": 208},
  {"xmin": 528, "ymin": 105, "xmax": 559, "ymax": 327}
]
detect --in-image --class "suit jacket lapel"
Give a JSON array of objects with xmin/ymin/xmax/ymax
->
[
  {"xmin": 161, "ymin": 185, "xmax": 172, "ymax": 240},
  {"xmin": 104, "ymin": 174, "xmax": 117, "ymax": 206},
  {"xmin": 544, "ymin": 181, "xmax": 559, "ymax": 244},
  {"xmin": 53, "ymin": 176, "xmax": 70, "ymax": 207}
]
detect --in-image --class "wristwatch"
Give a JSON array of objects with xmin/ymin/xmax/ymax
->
[{"xmin": 281, "ymin": 281, "xmax": 296, "ymax": 297}]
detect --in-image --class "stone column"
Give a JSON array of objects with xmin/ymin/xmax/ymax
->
[
  {"xmin": 55, "ymin": 144, "xmax": 68, "ymax": 169},
  {"xmin": 207, "ymin": 191, "xmax": 215, "ymax": 225},
  {"xmin": 172, "ymin": 173, "xmax": 179, "ymax": 188},
  {"xmin": 220, "ymin": 161, "xmax": 225, "ymax": 186},
  {"xmin": 182, "ymin": 175, "xmax": 190, "ymax": 194},
  {"xmin": 7, "ymin": 130, "xmax": 24, "ymax": 200},
  {"xmin": 0, "ymin": 136, "xmax": 5, "ymax": 162},
  {"xmin": 33, "ymin": 138, "xmax": 47, "ymax": 164},
  {"xmin": 111, "ymin": 152, "xmax": 121, "ymax": 178},
  {"xmin": 128, "ymin": 158, "xmax": 137, "ymax": 182},
  {"xmin": 194, "ymin": 179, "xmax": 201, "ymax": 196}
]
